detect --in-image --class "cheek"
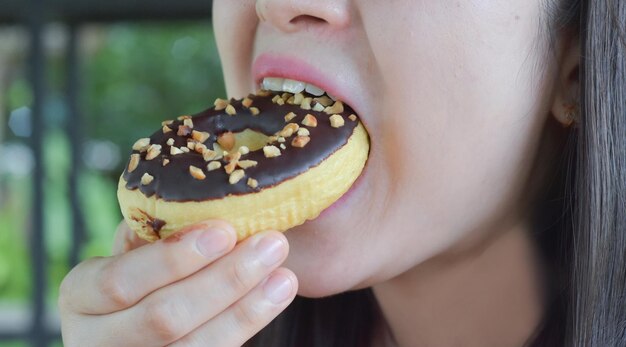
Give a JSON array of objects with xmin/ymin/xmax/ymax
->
[
  {"xmin": 286, "ymin": 1, "xmax": 557, "ymax": 294},
  {"xmin": 369, "ymin": 1, "xmax": 552, "ymax": 235}
]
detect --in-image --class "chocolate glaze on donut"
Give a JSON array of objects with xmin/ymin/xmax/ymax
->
[{"xmin": 122, "ymin": 92, "xmax": 360, "ymax": 202}]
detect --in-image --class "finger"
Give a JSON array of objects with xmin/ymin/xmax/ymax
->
[
  {"xmin": 112, "ymin": 221, "xmax": 148, "ymax": 255},
  {"xmin": 171, "ymin": 268, "xmax": 298, "ymax": 347},
  {"xmin": 60, "ymin": 220, "xmax": 237, "ymax": 315},
  {"xmin": 97, "ymin": 231, "xmax": 289, "ymax": 346}
]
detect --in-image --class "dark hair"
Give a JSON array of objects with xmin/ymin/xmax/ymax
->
[{"xmin": 246, "ymin": 1, "xmax": 626, "ymax": 345}]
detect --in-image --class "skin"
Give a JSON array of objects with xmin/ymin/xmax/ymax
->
[{"xmin": 59, "ymin": 0, "xmax": 579, "ymax": 346}]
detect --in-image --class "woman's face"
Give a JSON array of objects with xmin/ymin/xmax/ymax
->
[{"xmin": 213, "ymin": 0, "xmax": 559, "ymax": 297}]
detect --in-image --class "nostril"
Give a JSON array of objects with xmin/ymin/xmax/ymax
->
[{"xmin": 289, "ymin": 15, "xmax": 328, "ymax": 26}]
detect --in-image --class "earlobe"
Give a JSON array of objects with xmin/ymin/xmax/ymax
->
[{"xmin": 551, "ymin": 38, "xmax": 581, "ymax": 127}]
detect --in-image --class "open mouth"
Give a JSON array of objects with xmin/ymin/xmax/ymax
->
[
  {"xmin": 258, "ymin": 76, "xmax": 371, "ymax": 217},
  {"xmin": 259, "ymin": 77, "xmax": 338, "ymax": 102}
]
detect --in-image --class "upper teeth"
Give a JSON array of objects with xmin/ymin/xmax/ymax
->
[{"xmin": 261, "ymin": 77, "xmax": 328, "ymax": 97}]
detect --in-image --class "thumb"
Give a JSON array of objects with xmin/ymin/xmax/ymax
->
[{"xmin": 112, "ymin": 221, "xmax": 149, "ymax": 255}]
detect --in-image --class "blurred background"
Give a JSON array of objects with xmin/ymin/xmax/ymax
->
[{"xmin": 0, "ymin": 1, "xmax": 224, "ymax": 346}]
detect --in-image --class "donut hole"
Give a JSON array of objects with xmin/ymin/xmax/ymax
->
[{"xmin": 229, "ymin": 129, "xmax": 272, "ymax": 152}]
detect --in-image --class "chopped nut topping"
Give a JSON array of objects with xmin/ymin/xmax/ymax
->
[
  {"xmin": 224, "ymin": 160, "xmax": 238, "ymax": 174},
  {"xmin": 250, "ymin": 107, "xmax": 260, "ymax": 116},
  {"xmin": 141, "ymin": 173, "xmax": 154, "ymax": 185},
  {"xmin": 225, "ymin": 104, "xmax": 237, "ymax": 116},
  {"xmin": 247, "ymin": 178, "xmax": 258, "ymax": 189},
  {"xmin": 217, "ymin": 132, "xmax": 235, "ymax": 151},
  {"xmin": 284, "ymin": 112, "xmax": 297, "ymax": 122},
  {"xmin": 276, "ymin": 98, "xmax": 285, "ymax": 106},
  {"xmin": 314, "ymin": 96, "xmax": 333, "ymax": 107},
  {"xmin": 203, "ymin": 149, "xmax": 220, "ymax": 161},
  {"xmin": 132, "ymin": 138, "xmax": 151, "ymax": 152},
  {"xmin": 349, "ymin": 114, "xmax": 357, "ymax": 122},
  {"xmin": 272, "ymin": 95, "xmax": 281, "ymax": 104},
  {"xmin": 191, "ymin": 130, "xmax": 210, "ymax": 143},
  {"xmin": 180, "ymin": 146, "xmax": 190, "ymax": 153},
  {"xmin": 238, "ymin": 146, "xmax": 250, "ymax": 155},
  {"xmin": 286, "ymin": 96, "xmax": 295, "ymax": 105},
  {"xmin": 189, "ymin": 165, "xmax": 206, "ymax": 180},
  {"xmin": 170, "ymin": 146, "xmax": 184, "ymax": 155},
  {"xmin": 187, "ymin": 141, "xmax": 196, "ymax": 150},
  {"xmin": 263, "ymin": 145, "xmax": 281, "ymax": 158},
  {"xmin": 166, "ymin": 138, "xmax": 175, "ymax": 146},
  {"xmin": 214, "ymin": 98, "xmax": 229, "ymax": 111},
  {"xmin": 277, "ymin": 136, "xmax": 286, "ymax": 143},
  {"xmin": 195, "ymin": 143, "xmax": 207, "ymax": 153},
  {"xmin": 301, "ymin": 114, "xmax": 318, "ymax": 127},
  {"xmin": 242, "ymin": 97, "xmax": 253, "ymax": 108},
  {"xmin": 161, "ymin": 120, "xmax": 174, "ymax": 126},
  {"xmin": 281, "ymin": 93, "xmax": 291, "ymax": 101},
  {"xmin": 292, "ymin": 136, "xmax": 311, "ymax": 148},
  {"xmin": 238, "ymin": 160, "xmax": 258, "ymax": 169},
  {"xmin": 300, "ymin": 97, "xmax": 312, "ymax": 110},
  {"xmin": 229, "ymin": 169, "xmax": 245, "ymax": 184},
  {"xmin": 297, "ymin": 128, "xmax": 310, "ymax": 136},
  {"xmin": 225, "ymin": 151, "xmax": 241, "ymax": 163},
  {"xmin": 280, "ymin": 143, "xmax": 286, "ymax": 150},
  {"xmin": 281, "ymin": 123, "xmax": 300, "ymax": 137},
  {"xmin": 329, "ymin": 114, "xmax": 345, "ymax": 128},
  {"xmin": 267, "ymin": 136, "xmax": 278, "ymax": 144},
  {"xmin": 183, "ymin": 118, "xmax": 194, "ymax": 128},
  {"xmin": 207, "ymin": 161, "xmax": 222, "ymax": 171},
  {"xmin": 312, "ymin": 103, "xmax": 325, "ymax": 112},
  {"xmin": 177, "ymin": 115, "xmax": 191, "ymax": 120},
  {"xmin": 177, "ymin": 125, "xmax": 192, "ymax": 137},
  {"xmin": 162, "ymin": 158, "xmax": 170, "ymax": 166},
  {"xmin": 256, "ymin": 89, "xmax": 271, "ymax": 97},
  {"xmin": 127, "ymin": 154, "xmax": 140, "ymax": 173},
  {"xmin": 162, "ymin": 125, "xmax": 172, "ymax": 134},
  {"xmin": 145, "ymin": 144, "xmax": 162, "ymax": 160},
  {"xmin": 324, "ymin": 101, "xmax": 344, "ymax": 114},
  {"xmin": 293, "ymin": 93, "xmax": 304, "ymax": 105}
]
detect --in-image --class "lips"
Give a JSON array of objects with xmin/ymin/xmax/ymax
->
[{"xmin": 252, "ymin": 54, "xmax": 356, "ymax": 108}]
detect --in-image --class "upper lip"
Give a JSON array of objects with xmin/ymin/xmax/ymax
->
[{"xmin": 252, "ymin": 53, "xmax": 358, "ymax": 114}]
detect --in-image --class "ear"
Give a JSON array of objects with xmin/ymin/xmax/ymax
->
[{"xmin": 551, "ymin": 36, "xmax": 580, "ymax": 127}]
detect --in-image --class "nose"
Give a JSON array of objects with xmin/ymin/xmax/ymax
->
[{"xmin": 256, "ymin": 0, "xmax": 350, "ymax": 33}]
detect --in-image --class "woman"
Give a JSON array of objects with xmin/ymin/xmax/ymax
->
[{"xmin": 59, "ymin": 0, "xmax": 625, "ymax": 346}]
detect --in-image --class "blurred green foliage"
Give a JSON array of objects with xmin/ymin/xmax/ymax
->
[
  {"xmin": 0, "ymin": 20, "xmax": 225, "ymax": 314},
  {"xmin": 84, "ymin": 23, "xmax": 225, "ymax": 167}
]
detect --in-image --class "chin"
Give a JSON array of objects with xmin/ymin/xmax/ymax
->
[{"xmin": 282, "ymin": 169, "xmax": 376, "ymax": 298}]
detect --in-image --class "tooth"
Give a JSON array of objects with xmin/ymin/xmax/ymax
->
[
  {"xmin": 305, "ymin": 83, "xmax": 325, "ymax": 96},
  {"xmin": 282, "ymin": 79, "xmax": 306, "ymax": 93},
  {"xmin": 262, "ymin": 77, "xmax": 285, "ymax": 92}
]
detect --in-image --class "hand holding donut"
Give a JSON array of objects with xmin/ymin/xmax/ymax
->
[{"xmin": 58, "ymin": 220, "xmax": 298, "ymax": 347}]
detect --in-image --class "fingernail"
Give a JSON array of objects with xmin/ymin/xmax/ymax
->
[
  {"xmin": 255, "ymin": 234, "xmax": 286, "ymax": 267},
  {"xmin": 263, "ymin": 273, "xmax": 293, "ymax": 304},
  {"xmin": 196, "ymin": 227, "xmax": 231, "ymax": 258}
]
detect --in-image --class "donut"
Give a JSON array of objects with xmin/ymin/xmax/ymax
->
[{"xmin": 117, "ymin": 90, "xmax": 369, "ymax": 242}]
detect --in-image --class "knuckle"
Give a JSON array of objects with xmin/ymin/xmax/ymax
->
[
  {"xmin": 232, "ymin": 302, "xmax": 260, "ymax": 330},
  {"xmin": 98, "ymin": 260, "xmax": 133, "ymax": 308},
  {"xmin": 143, "ymin": 298, "xmax": 186, "ymax": 342},
  {"xmin": 160, "ymin": 250, "xmax": 187, "ymax": 278},
  {"xmin": 58, "ymin": 273, "xmax": 75, "ymax": 309},
  {"xmin": 227, "ymin": 261, "xmax": 254, "ymax": 293},
  {"xmin": 58, "ymin": 257, "xmax": 101, "ymax": 310}
]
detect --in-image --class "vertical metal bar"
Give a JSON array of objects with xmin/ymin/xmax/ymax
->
[
  {"xmin": 28, "ymin": 0, "xmax": 47, "ymax": 346},
  {"xmin": 66, "ymin": 23, "xmax": 85, "ymax": 268}
]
